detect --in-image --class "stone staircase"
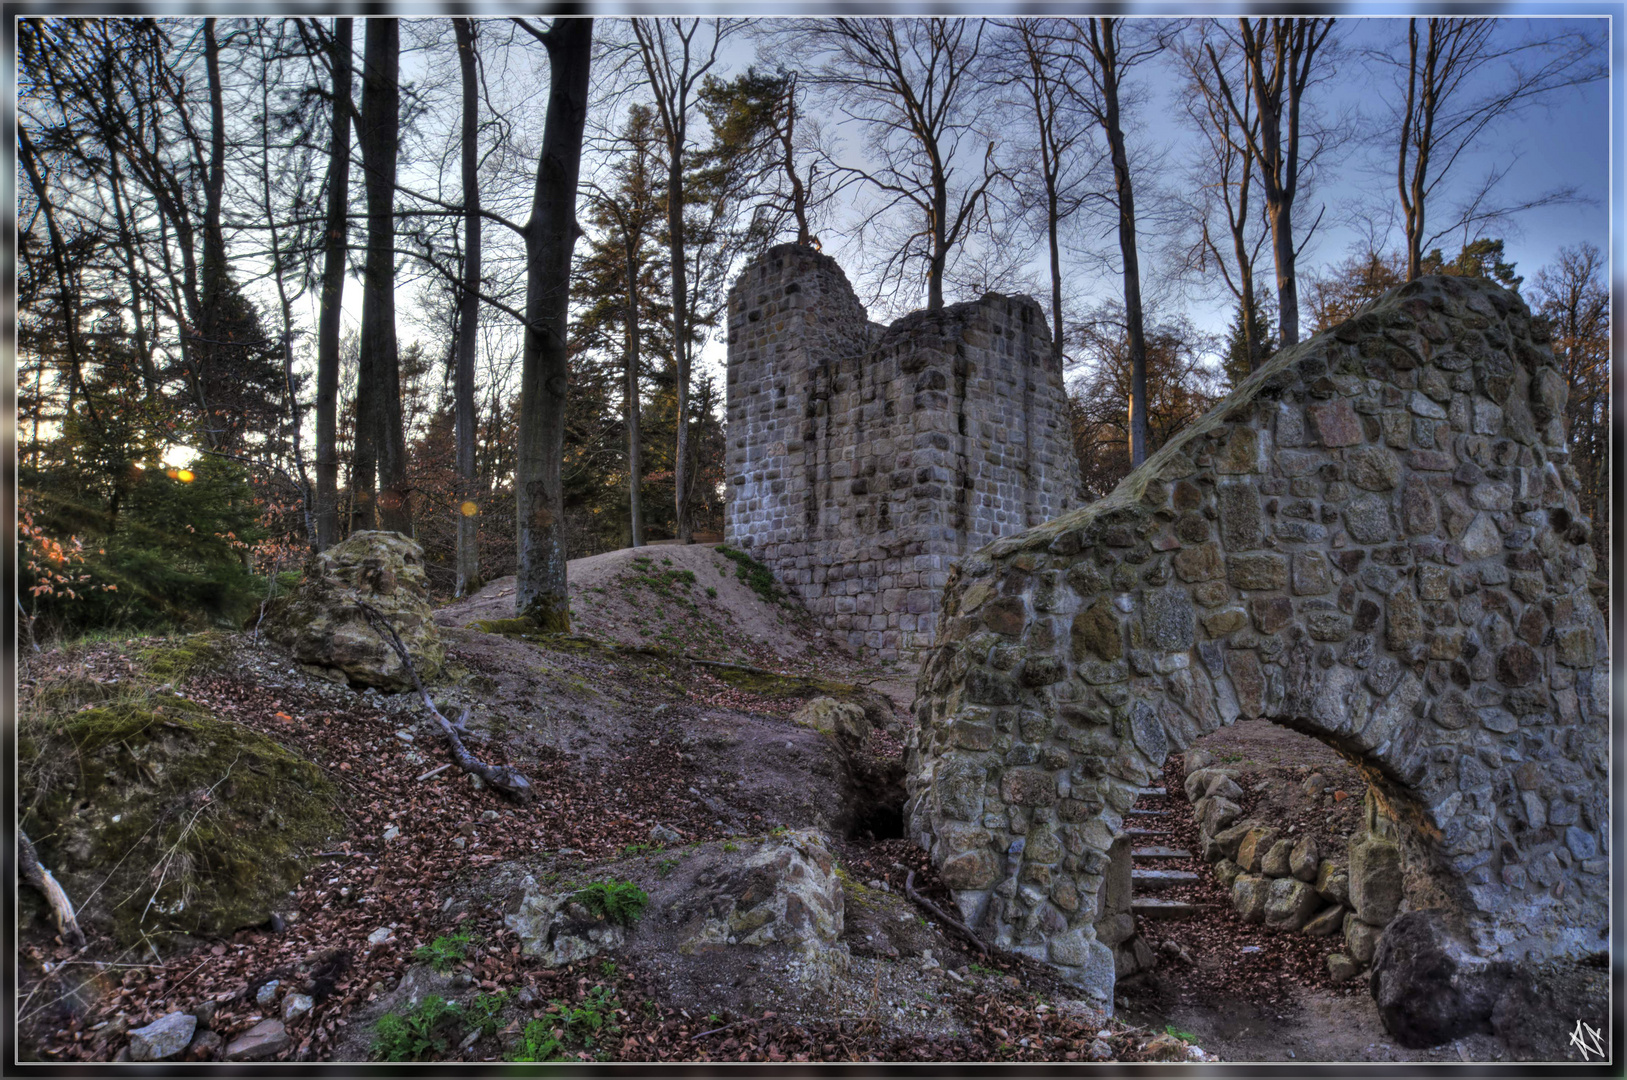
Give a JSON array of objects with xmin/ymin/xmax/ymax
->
[{"xmin": 1127, "ymin": 784, "xmax": 1209, "ymax": 923}]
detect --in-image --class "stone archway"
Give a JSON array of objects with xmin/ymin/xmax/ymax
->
[{"xmin": 903, "ymin": 274, "xmax": 1608, "ymax": 1017}]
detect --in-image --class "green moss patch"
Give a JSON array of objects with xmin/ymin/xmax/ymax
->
[
  {"xmin": 137, "ymin": 629, "xmax": 235, "ymax": 684},
  {"xmin": 20, "ymin": 697, "xmax": 340, "ymax": 946}
]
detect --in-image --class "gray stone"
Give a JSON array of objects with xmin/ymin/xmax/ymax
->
[
  {"xmin": 1371, "ymin": 911, "xmax": 1515, "ymax": 1049},
  {"xmin": 1344, "ymin": 912, "xmax": 1380, "ymax": 964},
  {"xmin": 1400, "ymin": 475, "xmax": 1438, "ymax": 535},
  {"xmin": 129, "ymin": 1012, "xmax": 197, "ymax": 1062},
  {"xmin": 1218, "ymin": 483, "xmax": 1263, "ymax": 551},
  {"xmin": 1292, "ymin": 552, "xmax": 1333, "ymax": 595},
  {"xmin": 1231, "ymin": 873, "xmax": 1270, "ymax": 923},
  {"xmin": 1290, "ymin": 836, "xmax": 1320, "ymax": 882},
  {"xmin": 1263, "ymin": 877, "xmax": 1322, "ymax": 930},
  {"xmin": 225, "ymin": 1019, "xmax": 290, "ymax": 1062},
  {"xmin": 1302, "ymin": 903, "xmax": 1345, "ymax": 937},
  {"xmin": 1459, "ymin": 513, "xmax": 1503, "ymax": 560},
  {"xmin": 1142, "ymin": 589, "xmax": 1195, "ymax": 651},
  {"xmin": 1345, "ymin": 494, "xmax": 1393, "ymax": 544},
  {"xmin": 1316, "ymin": 861, "xmax": 1350, "ymax": 906},
  {"xmin": 1348, "ymin": 446, "xmax": 1402, "ymax": 491},
  {"xmin": 1309, "ymin": 398, "xmax": 1364, "ymax": 446},
  {"xmin": 1227, "ymin": 553, "xmax": 1288, "ymax": 591},
  {"xmin": 1327, "ymin": 953, "xmax": 1359, "ymax": 983},
  {"xmin": 1260, "ymin": 839, "xmax": 1294, "ymax": 877},
  {"xmin": 1349, "ymin": 834, "xmax": 1403, "ymax": 926},
  {"xmin": 282, "ymin": 994, "xmax": 314, "ymax": 1023},
  {"xmin": 265, "ymin": 531, "xmax": 445, "ymax": 691}
]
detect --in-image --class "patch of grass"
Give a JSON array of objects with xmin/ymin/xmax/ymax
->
[
  {"xmin": 716, "ymin": 545, "xmax": 786, "ymax": 606},
  {"xmin": 412, "ymin": 931, "xmax": 475, "ymax": 973},
  {"xmin": 373, "ymin": 994, "xmax": 463, "ymax": 1062},
  {"xmin": 656, "ymin": 858, "xmax": 679, "ymax": 877},
  {"xmin": 1165, "ymin": 1024, "xmax": 1196, "ymax": 1042},
  {"xmin": 469, "ymin": 990, "xmax": 511, "ymax": 1039},
  {"xmin": 968, "ymin": 963, "xmax": 1000, "ymax": 978},
  {"xmin": 510, "ymin": 984, "xmax": 622, "ymax": 1063},
  {"xmin": 722, "ymin": 842, "xmax": 739, "ymax": 853},
  {"xmin": 571, "ymin": 880, "xmax": 648, "ymax": 926},
  {"xmin": 620, "ymin": 843, "xmax": 659, "ymax": 857},
  {"xmin": 705, "ymin": 586, "xmax": 717, "ymax": 599},
  {"xmin": 599, "ymin": 960, "xmax": 618, "ymax": 979}
]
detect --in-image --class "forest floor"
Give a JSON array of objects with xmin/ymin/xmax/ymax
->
[{"xmin": 14, "ymin": 544, "xmax": 1589, "ymax": 1063}]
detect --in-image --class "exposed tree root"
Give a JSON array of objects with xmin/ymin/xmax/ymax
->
[{"xmin": 19, "ymin": 831, "xmax": 86, "ymax": 948}]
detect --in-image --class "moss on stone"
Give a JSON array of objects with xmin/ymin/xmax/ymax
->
[
  {"xmin": 711, "ymin": 667, "xmax": 860, "ymax": 701},
  {"xmin": 521, "ymin": 594, "xmax": 572, "ymax": 635},
  {"xmin": 137, "ymin": 630, "xmax": 235, "ymax": 684},
  {"xmin": 20, "ymin": 697, "xmax": 340, "ymax": 946}
]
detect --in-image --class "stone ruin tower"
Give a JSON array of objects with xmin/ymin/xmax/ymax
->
[
  {"xmin": 724, "ymin": 244, "xmax": 1080, "ymax": 662},
  {"xmin": 904, "ymin": 273, "xmax": 1608, "ymax": 1029}
]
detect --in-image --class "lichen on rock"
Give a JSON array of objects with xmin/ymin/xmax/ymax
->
[{"xmin": 264, "ymin": 530, "xmax": 444, "ymax": 691}]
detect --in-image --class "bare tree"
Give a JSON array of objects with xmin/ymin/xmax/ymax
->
[
  {"xmin": 314, "ymin": 17, "xmax": 352, "ymax": 550},
  {"xmin": 1377, "ymin": 18, "xmax": 1605, "ymax": 281},
  {"xmin": 789, "ymin": 17, "xmax": 1007, "ymax": 312},
  {"xmin": 628, "ymin": 17, "xmax": 739, "ymax": 544},
  {"xmin": 986, "ymin": 19, "xmax": 1098, "ymax": 367},
  {"xmin": 511, "ymin": 17, "xmax": 593, "ymax": 628},
  {"xmin": 1062, "ymin": 17, "xmax": 1177, "ymax": 468},
  {"xmin": 1179, "ymin": 26, "xmax": 1272, "ymax": 377},
  {"xmin": 1529, "ymin": 243, "xmax": 1608, "ymax": 574},
  {"xmin": 1205, "ymin": 17, "xmax": 1336, "ymax": 348},
  {"xmin": 452, "ymin": 18, "xmax": 483, "ymax": 595}
]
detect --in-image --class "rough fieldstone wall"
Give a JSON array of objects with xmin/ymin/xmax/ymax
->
[
  {"xmin": 725, "ymin": 244, "xmax": 1079, "ymax": 661},
  {"xmin": 903, "ymin": 274, "xmax": 1607, "ymax": 1009}
]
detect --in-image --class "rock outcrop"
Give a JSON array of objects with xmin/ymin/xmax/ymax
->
[
  {"xmin": 266, "ymin": 531, "xmax": 445, "ymax": 691},
  {"xmin": 905, "ymin": 274, "xmax": 1607, "ymax": 1016}
]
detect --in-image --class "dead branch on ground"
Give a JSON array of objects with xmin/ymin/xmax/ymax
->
[
  {"xmin": 19, "ymin": 831, "xmax": 86, "ymax": 948},
  {"xmin": 356, "ymin": 600, "xmax": 535, "ymax": 803}
]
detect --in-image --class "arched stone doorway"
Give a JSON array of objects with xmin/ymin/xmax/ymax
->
[{"xmin": 903, "ymin": 274, "xmax": 1608, "ymax": 1025}]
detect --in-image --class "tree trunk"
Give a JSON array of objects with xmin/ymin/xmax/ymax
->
[
  {"xmin": 453, "ymin": 18, "xmax": 482, "ymax": 595},
  {"xmin": 624, "ymin": 231, "xmax": 644, "ymax": 548},
  {"xmin": 199, "ymin": 17, "xmax": 229, "ymax": 451},
  {"xmin": 1268, "ymin": 197, "xmax": 1299, "ymax": 347},
  {"xmin": 928, "ymin": 183, "xmax": 948, "ymax": 311},
  {"xmin": 1048, "ymin": 186, "xmax": 1064, "ymax": 367},
  {"xmin": 515, "ymin": 17, "xmax": 592, "ymax": 628},
  {"xmin": 358, "ymin": 18, "xmax": 410, "ymax": 535},
  {"xmin": 315, "ymin": 17, "xmax": 352, "ymax": 551},
  {"xmin": 1095, "ymin": 19, "xmax": 1150, "ymax": 467},
  {"xmin": 666, "ymin": 143, "xmax": 694, "ymax": 542}
]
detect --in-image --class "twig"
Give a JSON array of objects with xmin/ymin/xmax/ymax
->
[
  {"xmin": 313, "ymin": 850, "xmax": 373, "ymax": 859},
  {"xmin": 690, "ymin": 1017, "xmax": 759, "ymax": 1041},
  {"xmin": 905, "ymin": 870, "xmax": 989, "ymax": 956},
  {"xmin": 356, "ymin": 600, "xmax": 534, "ymax": 803},
  {"xmin": 18, "ymin": 832, "xmax": 85, "ymax": 948},
  {"xmin": 415, "ymin": 763, "xmax": 454, "ymax": 782}
]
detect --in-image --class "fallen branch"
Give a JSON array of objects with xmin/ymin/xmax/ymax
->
[
  {"xmin": 19, "ymin": 832, "xmax": 85, "ymax": 948},
  {"xmin": 415, "ymin": 763, "xmax": 454, "ymax": 783},
  {"xmin": 356, "ymin": 600, "xmax": 534, "ymax": 803},
  {"xmin": 905, "ymin": 869, "xmax": 988, "ymax": 956},
  {"xmin": 690, "ymin": 1017, "xmax": 759, "ymax": 1041}
]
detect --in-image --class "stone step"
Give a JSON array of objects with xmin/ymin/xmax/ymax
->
[
  {"xmin": 1126, "ymin": 827, "xmax": 1166, "ymax": 839},
  {"xmin": 1136, "ymin": 786, "xmax": 1169, "ymax": 798},
  {"xmin": 1132, "ymin": 846, "xmax": 1193, "ymax": 861},
  {"xmin": 1131, "ymin": 868, "xmax": 1201, "ymax": 887},
  {"xmin": 1132, "ymin": 898, "xmax": 1208, "ymax": 919},
  {"xmin": 1125, "ymin": 808, "xmax": 1170, "ymax": 817}
]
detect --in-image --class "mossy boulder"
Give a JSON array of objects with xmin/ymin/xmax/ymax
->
[
  {"xmin": 265, "ymin": 530, "xmax": 444, "ymax": 691},
  {"xmin": 19, "ymin": 697, "xmax": 340, "ymax": 946}
]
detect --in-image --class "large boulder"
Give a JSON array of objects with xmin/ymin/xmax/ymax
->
[
  {"xmin": 1370, "ymin": 910, "xmax": 1515, "ymax": 1048},
  {"xmin": 1348, "ymin": 833, "xmax": 1404, "ymax": 926},
  {"xmin": 18, "ymin": 695, "xmax": 338, "ymax": 945},
  {"xmin": 265, "ymin": 531, "xmax": 444, "ymax": 691}
]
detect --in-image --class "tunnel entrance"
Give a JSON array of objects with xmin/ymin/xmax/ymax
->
[{"xmin": 1107, "ymin": 720, "xmax": 1373, "ymax": 1012}]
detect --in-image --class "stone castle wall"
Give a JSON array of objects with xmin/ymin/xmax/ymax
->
[
  {"xmin": 724, "ymin": 244, "xmax": 1079, "ymax": 662},
  {"xmin": 903, "ymin": 274, "xmax": 1607, "ymax": 1011}
]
